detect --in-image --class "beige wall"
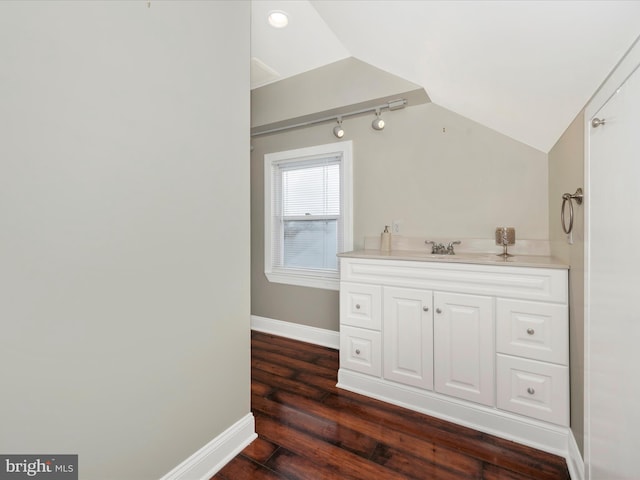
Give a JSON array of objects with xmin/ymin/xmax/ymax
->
[
  {"xmin": 252, "ymin": 102, "xmax": 548, "ymax": 331},
  {"xmin": 548, "ymin": 111, "xmax": 585, "ymax": 454},
  {"xmin": 0, "ymin": 2, "xmax": 251, "ymax": 479}
]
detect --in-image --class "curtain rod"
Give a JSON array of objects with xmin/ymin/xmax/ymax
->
[{"xmin": 250, "ymin": 98, "xmax": 407, "ymax": 137}]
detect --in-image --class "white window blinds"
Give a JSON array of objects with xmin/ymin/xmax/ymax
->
[{"xmin": 271, "ymin": 155, "xmax": 342, "ymax": 272}]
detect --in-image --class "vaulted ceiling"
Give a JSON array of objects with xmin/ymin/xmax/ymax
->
[{"xmin": 251, "ymin": 0, "xmax": 640, "ymax": 153}]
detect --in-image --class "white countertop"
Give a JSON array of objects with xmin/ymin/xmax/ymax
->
[{"xmin": 338, "ymin": 249, "xmax": 569, "ymax": 269}]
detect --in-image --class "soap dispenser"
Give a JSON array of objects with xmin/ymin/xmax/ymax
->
[{"xmin": 381, "ymin": 225, "xmax": 391, "ymax": 252}]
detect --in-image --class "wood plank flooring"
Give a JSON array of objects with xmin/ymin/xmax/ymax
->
[{"xmin": 213, "ymin": 331, "xmax": 571, "ymax": 480}]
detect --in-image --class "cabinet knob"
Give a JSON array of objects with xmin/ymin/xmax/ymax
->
[
  {"xmin": 355, "ymin": 349, "xmax": 361, "ymax": 355},
  {"xmin": 355, "ymin": 304, "xmax": 361, "ymax": 310},
  {"xmin": 526, "ymin": 328, "xmax": 535, "ymax": 335},
  {"xmin": 423, "ymin": 306, "xmax": 429, "ymax": 312},
  {"xmin": 436, "ymin": 308, "xmax": 442, "ymax": 314},
  {"xmin": 527, "ymin": 387, "xmax": 535, "ymax": 395}
]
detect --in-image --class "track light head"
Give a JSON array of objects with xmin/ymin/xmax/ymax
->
[
  {"xmin": 333, "ymin": 117, "xmax": 345, "ymax": 138},
  {"xmin": 372, "ymin": 109, "xmax": 385, "ymax": 130}
]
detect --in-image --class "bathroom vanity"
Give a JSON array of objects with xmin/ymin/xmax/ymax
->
[{"xmin": 338, "ymin": 250, "xmax": 570, "ymax": 453}]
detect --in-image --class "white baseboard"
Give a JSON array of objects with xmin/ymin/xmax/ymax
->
[
  {"xmin": 251, "ymin": 315, "xmax": 339, "ymax": 349},
  {"xmin": 567, "ymin": 430, "xmax": 585, "ymax": 480},
  {"xmin": 159, "ymin": 413, "xmax": 257, "ymax": 480}
]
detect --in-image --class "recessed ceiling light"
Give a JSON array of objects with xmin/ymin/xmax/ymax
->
[{"xmin": 268, "ymin": 10, "xmax": 289, "ymax": 28}]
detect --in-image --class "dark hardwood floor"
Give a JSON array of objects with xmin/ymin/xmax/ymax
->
[{"xmin": 213, "ymin": 331, "xmax": 570, "ymax": 480}]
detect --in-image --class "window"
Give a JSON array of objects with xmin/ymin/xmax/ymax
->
[{"xmin": 264, "ymin": 141, "xmax": 353, "ymax": 290}]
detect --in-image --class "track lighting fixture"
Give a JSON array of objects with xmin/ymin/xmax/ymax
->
[
  {"xmin": 251, "ymin": 99, "xmax": 406, "ymax": 137},
  {"xmin": 333, "ymin": 117, "xmax": 345, "ymax": 138},
  {"xmin": 372, "ymin": 109, "xmax": 385, "ymax": 130}
]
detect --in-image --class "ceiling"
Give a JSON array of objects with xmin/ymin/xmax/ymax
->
[{"xmin": 250, "ymin": 0, "xmax": 640, "ymax": 153}]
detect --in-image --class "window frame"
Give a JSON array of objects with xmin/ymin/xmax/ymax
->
[{"xmin": 264, "ymin": 141, "xmax": 353, "ymax": 290}]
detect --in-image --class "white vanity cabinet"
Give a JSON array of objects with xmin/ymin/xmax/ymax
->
[{"xmin": 338, "ymin": 254, "xmax": 570, "ymax": 452}]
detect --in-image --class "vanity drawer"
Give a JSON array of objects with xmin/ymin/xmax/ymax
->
[
  {"xmin": 496, "ymin": 299, "xmax": 568, "ymax": 365},
  {"xmin": 340, "ymin": 283, "xmax": 382, "ymax": 330},
  {"xmin": 340, "ymin": 326, "xmax": 381, "ymax": 377},
  {"xmin": 496, "ymin": 354, "xmax": 569, "ymax": 426}
]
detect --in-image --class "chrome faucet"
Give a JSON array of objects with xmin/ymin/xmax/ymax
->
[
  {"xmin": 425, "ymin": 240, "xmax": 461, "ymax": 255},
  {"xmin": 447, "ymin": 241, "xmax": 461, "ymax": 255},
  {"xmin": 425, "ymin": 240, "xmax": 446, "ymax": 254}
]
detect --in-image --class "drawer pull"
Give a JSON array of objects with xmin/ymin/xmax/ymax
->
[
  {"xmin": 423, "ymin": 306, "xmax": 429, "ymax": 312},
  {"xmin": 436, "ymin": 308, "xmax": 442, "ymax": 314},
  {"xmin": 355, "ymin": 349, "xmax": 361, "ymax": 355},
  {"xmin": 355, "ymin": 304, "xmax": 361, "ymax": 310},
  {"xmin": 526, "ymin": 328, "xmax": 535, "ymax": 335},
  {"xmin": 527, "ymin": 387, "xmax": 535, "ymax": 395}
]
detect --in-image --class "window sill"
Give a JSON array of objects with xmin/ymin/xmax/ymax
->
[{"xmin": 265, "ymin": 270, "xmax": 339, "ymax": 291}]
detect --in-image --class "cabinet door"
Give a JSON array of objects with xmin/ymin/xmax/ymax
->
[
  {"xmin": 434, "ymin": 292, "xmax": 494, "ymax": 406},
  {"xmin": 383, "ymin": 287, "xmax": 433, "ymax": 389}
]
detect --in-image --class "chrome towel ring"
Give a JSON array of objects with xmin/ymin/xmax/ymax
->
[{"xmin": 561, "ymin": 188, "xmax": 583, "ymax": 234}]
